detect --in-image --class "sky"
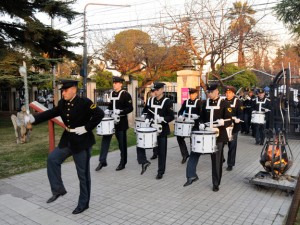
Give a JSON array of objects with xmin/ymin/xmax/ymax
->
[{"xmin": 39, "ymin": 0, "xmax": 291, "ymax": 57}]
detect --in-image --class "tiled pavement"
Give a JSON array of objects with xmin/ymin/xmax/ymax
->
[{"xmin": 0, "ymin": 133, "xmax": 299, "ymax": 225}]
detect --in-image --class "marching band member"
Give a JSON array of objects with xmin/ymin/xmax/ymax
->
[
  {"xmin": 176, "ymin": 88, "xmax": 202, "ymax": 164},
  {"xmin": 136, "ymin": 87, "xmax": 157, "ymax": 174},
  {"xmin": 183, "ymin": 83, "xmax": 232, "ymax": 192},
  {"xmin": 95, "ymin": 76, "xmax": 133, "ymax": 171},
  {"xmin": 241, "ymin": 88, "xmax": 254, "ymax": 134},
  {"xmin": 140, "ymin": 82, "xmax": 174, "ymax": 179},
  {"xmin": 251, "ymin": 88, "xmax": 271, "ymax": 145},
  {"xmin": 25, "ymin": 79, "xmax": 104, "ymax": 214},
  {"xmin": 224, "ymin": 86, "xmax": 243, "ymax": 171}
]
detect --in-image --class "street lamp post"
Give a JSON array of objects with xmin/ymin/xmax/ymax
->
[{"xmin": 82, "ymin": 3, "xmax": 130, "ymax": 97}]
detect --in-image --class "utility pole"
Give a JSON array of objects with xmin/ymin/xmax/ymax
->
[{"xmin": 82, "ymin": 3, "xmax": 130, "ymax": 97}]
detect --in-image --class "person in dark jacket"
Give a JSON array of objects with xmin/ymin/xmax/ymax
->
[
  {"xmin": 25, "ymin": 79, "xmax": 104, "ymax": 214},
  {"xmin": 183, "ymin": 83, "xmax": 232, "ymax": 192},
  {"xmin": 138, "ymin": 82, "xmax": 174, "ymax": 179},
  {"xmin": 176, "ymin": 88, "xmax": 202, "ymax": 164},
  {"xmin": 95, "ymin": 76, "xmax": 133, "ymax": 171},
  {"xmin": 224, "ymin": 86, "xmax": 243, "ymax": 171}
]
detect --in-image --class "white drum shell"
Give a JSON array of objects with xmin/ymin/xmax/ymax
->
[
  {"xmin": 191, "ymin": 131, "xmax": 217, "ymax": 153},
  {"xmin": 251, "ymin": 112, "xmax": 265, "ymax": 124},
  {"xmin": 96, "ymin": 117, "xmax": 115, "ymax": 135},
  {"xmin": 136, "ymin": 127, "xmax": 157, "ymax": 149},
  {"xmin": 174, "ymin": 121, "xmax": 194, "ymax": 137},
  {"xmin": 135, "ymin": 117, "xmax": 148, "ymax": 132}
]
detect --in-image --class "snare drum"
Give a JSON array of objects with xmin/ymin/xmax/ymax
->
[
  {"xmin": 96, "ymin": 117, "xmax": 115, "ymax": 135},
  {"xmin": 251, "ymin": 112, "xmax": 265, "ymax": 124},
  {"xmin": 135, "ymin": 117, "xmax": 148, "ymax": 132},
  {"xmin": 191, "ymin": 131, "xmax": 217, "ymax": 153},
  {"xmin": 174, "ymin": 121, "xmax": 194, "ymax": 137},
  {"xmin": 136, "ymin": 127, "xmax": 157, "ymax": 149}
]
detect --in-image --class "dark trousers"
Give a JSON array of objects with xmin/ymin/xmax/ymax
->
[
  {"xmin": 254, "ymin": 123, "xmax": 265, "ymax": 144},
  {"xmin": 136, "ymin": 147, "xmax": 150, "ymax": 165},
  {"xmin": 47, "ymin": 146, "xmax": 91, "ymax": 208},
  {"xmin": 243, "ymin": 112, "xmax": 251, "ymax": 133},
  {"xmin": 186, "ymin": 142, "xmax": 224, "ymax": 187},
  {"xmin": 99, "ymin": 130, "xmax": 127, "ymax": 166},
  {"xmin": 227, "ymin": 132, "xmax": 238, "ymax": 167},
  {"xmin": 176, "ymin": 136, "xmax": 190, "ymax": 158},
  {"xmin": 137, "ymin": 135, "xmax": 167, "ymax": 174}
]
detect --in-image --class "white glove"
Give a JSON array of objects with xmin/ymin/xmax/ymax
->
[
  {"xmin": 114, "ymin": 109, "xmax": 121, "ymax": 115},
  {"xmin": 191, "ymin": 114, "xmax": 199, "ymax": 119},
  {"xmin": 104, "ymin": 109, "xmax": 110, "ymax": 115},
  {"xmin": 246, "ymin": 96, "xmax": 251, "ymax": 100},
  {"xmin": 199, "ymin": 124, "xmax": 205, "ymax": 130},
  {"xmin": 156, "ymin": 116, "xmax": 164, "ymax": 123},
  {"xmin": 216, "ymin": 119, "xmax": 224, "ymax": 126},
  {"xmin": 145, "ymin": 119, "xmax": 150, "ymax": 125},
  {"xmin": 264, "ymin": 109, "xmax": 270, "ymax": 112},
  {"xmin": 141, "ymin": 114, "xmax": 146, "ymax": 119},
  {"xmin": 233, "ymin": 117, "xmax": 241, "ymax": 123},
  {"xmin": 24, "ymin": 114, "xmax": 35, "ymax": 124},
  {"xmin": 178, "ymin": 115, "xmax": 184, "ymax": 122},
  {"xmin": 74, "ymin": 126, "xmax": 87, "ymax": 135}
]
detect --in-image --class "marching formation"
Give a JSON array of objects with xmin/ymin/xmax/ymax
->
[{"xmin": 26, "ymin": 77, "xmax": 295, "ymax": 214}]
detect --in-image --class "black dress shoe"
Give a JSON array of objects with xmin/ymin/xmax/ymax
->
[
  {"xmin": 183, "ymin": 177, "xmax": 199, "ymax": 187},
  {"xmin": 156, "ymin": 173, "xmax": 163, "ymax": 180},
  {"xmin": 46, "ymin": 190, "xmax": 67, "ymax": 203},
  {"xmin": 213, "ymin": 185, "xmax": 219, "ymax": 192},
  {"xmin": 181, "ymin": 155, "xmax": 189, "ymax": 164},
  {"xmin": 141, "ymin": 162, "xmax": 151, "ymax": 175},
  {"xmin": 150, "ymin": 155, "xmax": 157, "ymax": 160},
  {"xmin": 116, "ymin": 164, "xmax": 125, "ymax": 171},
  {"xmin": 95, "ymin": 162, "xmax": 107, "ymax": 171},
  {"xmin": 72, "ymin": 206, "xmax": 89, "ymax": 214},
  {"xmin": 226, "ymin": 166, "xmax": 233, "ymax": 171}
]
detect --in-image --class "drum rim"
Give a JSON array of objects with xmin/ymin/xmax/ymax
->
[
  {"xmin": 175, "ymin": 121, "xmax": 194, "ymax": 124},
  {"xmin": 192, "ymin": 131, "xmax": 217, "ymax": 135},
  {"xmin": 136, "ymin": 127, "xmax": 157, "ymax": 132},
  {"xmin": 102, "ymin": 117, "xmax": 114, "ymax": 121}
]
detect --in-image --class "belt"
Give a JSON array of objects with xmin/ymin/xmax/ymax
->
[{"xmin": 65, "ymin": 128, "xmax": 76, "ymax": 133}]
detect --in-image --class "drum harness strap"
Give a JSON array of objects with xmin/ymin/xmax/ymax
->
[
  {"xmin": 150, "ymin": 97, "xmax": 169, "ymax": 133},
  {"xmin": 185, "ymin": 99, "xmax": 199, "ymax": 121},
  {"xmin": 255, "ymin": 97, "xmax": 267, "ymax": 112},
  {"xmin": 206, "ymin": 97, "xmax": 223, "ymax": 129},
  {"xmin": 110, "ymin": 90, "xmax": 125, "ymax": 123}
]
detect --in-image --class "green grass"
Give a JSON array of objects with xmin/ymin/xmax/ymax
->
[{"xmin": 0, "ymin": 115, "xmax": 137, "ymax": 179}]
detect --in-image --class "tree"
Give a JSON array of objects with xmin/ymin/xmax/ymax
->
[
  {"xmin": 103, "ymin": 29, "xmax": 151, "ymax": 76},
  {"xmin": 227, "ymin": 1, "xmax": 256, "ymax": 67},
  {"xmin": 274, "ymin": 0, "xmax": 300, "ymax": 36},
  {"xmin": 0, "ymin": 0, "xmax": 80, "ymax": 58}
]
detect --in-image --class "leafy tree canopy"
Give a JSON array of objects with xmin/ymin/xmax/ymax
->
[
  {"xmin": 0, "ymin": 0, "xmax": 80, "ymax": 58},
  {"xmin": 274, "ymin": 0, "xmax": 300, "ymax": 36}
]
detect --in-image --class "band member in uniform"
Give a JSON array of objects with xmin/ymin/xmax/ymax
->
[
  {"xmin": 176, "ymin": 88, "xmax": 201, "ymax": 164},
  {"xmin": 251, "ymin": 88, "xmax": 271, "ymax": 145},
  {"xmin": 143, "ymin": 88, "xmax": 158, "ymax": 160},
  {"xmin": 25, "ymin": 79, "xmax": 104, "ymax": 214},
  {"xmin": 95, "ymin": 76, "xmax": 133, "ymax": 171},
  {"xmin": 135, "ymin": 87, "xmax": 157, "ymax": 173},
  {"xmin": 138, "ymin": 82, "xmax": 174, "ymax": 179},
  {"xmin": 241, "ymin": 88, "xmax": 253, "ymax": 134},
  {"xmin": 183, "ymin": 83, "xmax": 232, "ymax": 192},
  {"xmin": 224, "ymin": 86, "xmax": 243, "ymax": 171}
]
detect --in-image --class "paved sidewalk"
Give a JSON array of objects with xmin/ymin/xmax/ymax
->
[{"xmin": 0, "ymin": 134, "xmax": 299, "ymax": 225}]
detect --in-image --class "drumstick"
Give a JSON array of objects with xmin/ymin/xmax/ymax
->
[{"xmin": 204, "ymin": 118, "xmax": 231, "ymax": 126}]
